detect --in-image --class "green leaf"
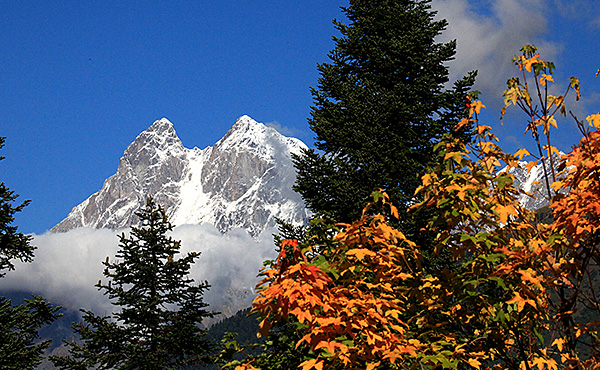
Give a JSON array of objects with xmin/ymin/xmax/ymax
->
[
  {"xmin": 488, "ymin": 276, "xmax": 508, "ymax": 290},
  {"xmin": 497, "ymin": 175, "xmax": 513, "ymax": 190}
]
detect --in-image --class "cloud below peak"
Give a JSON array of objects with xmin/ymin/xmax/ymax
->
[{"xmin": 1, "ymin": 224, "xmax": 278, "ymax": 320}]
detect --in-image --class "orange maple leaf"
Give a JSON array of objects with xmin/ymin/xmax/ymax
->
[
  {"xmin": 300, "ymin": 358, "xmax": 323, "ymax": 370},
  {"xmin": 347, "ymin": 248, "xmax": 376, "ymax": 260},
  {"xmin": 494, "ymin": 204, "xmax": 517, "ymax": 224},
  {"xmin": 290, "ymin": 306, "xmax": 313, "ymax": 324}
]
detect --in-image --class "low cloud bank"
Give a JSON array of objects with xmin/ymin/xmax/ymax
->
[{"xmin": 1, "ymin": 224, "xmax": 278, "ymax": 318}]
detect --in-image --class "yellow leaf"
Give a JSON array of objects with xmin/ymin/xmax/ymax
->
[
  {"xmin": 551, "ymin": 180, "xmax": 564, "ymax": 192},
  {"xmin": 515, "ymin": 148, "xmax": 531, "ymax": 160},
  {"xmin": 547, "ymin": 94, "xmax": 564, "ymax": 109},
  {"xmin": 532, "ymin": 356, "xmax": 555, "ymax": 370},
  {"xmin": 467, "ymin": 358, "xmax": 482, "ymax": 369},
  {"xmin": 235, "ymin": 365, "xmax": 261, "ymax": 370},
  {"xmin": 544, "ymin": 145, "xmax": 560, "ymax": 156},
  {"xmin": 446, "ymin": 183, "xmax": 472, "ymax": 201},
  {"xmin": 444, "ymin": 152, "xmax": 464, "ymax": 163},
  {"xmin": 525, "ymin": 160, "xmax": 538, "ymax": 174},
  {"xmin": 469, "ymin": 100, "xmax": 486, "ymax": 116},
  {"xmin": 421, "ymin": 173, "xmax": 433, "ymax": 186},
  {"xmin": 390, "ymin": 204, "xmax": 399, "ymax": 219},
  {"xmin": 366, "ymin": 361, "xmax": 381, "ymax": 370},
  {"xmin": 522, "ymin": 54, "xmax": 541, "ymax": 72},
  {"xmin": 315, "ymin": 340, "xmax": 340, "ymax": 356},
  {"xmin": 506, "ymin": 292, "xmax": 523, "ymax": 310},
  {"xmin": 536, "ymin": 115, "xmax": 557, "ymax": 135},
  {"xmin": 506, "ymin": 291, "xmax": 537, "ymax": 312},
  {"xmin": 494, "ymin": 204, "xmax": 517, "ymax": 224},
  {"xmin": 519, "ymin": 269, "xmax": 541, "ymax": 286},
  {"xmin": 258, "ymin": 318, "xmax": 271, "ymax": 338},
  {"xmin": 300, "ymin": 358, "xmax": 323, "ymax": 370},
  {"xmin": 540, "ymin": 73, "xmax": 554, "ymax": 86},
  {"xmin": 552, "ymin": 338, "xmax": 565, "ymax": 351},
  {"xmin": 347, "ymin": 248, "xmax": 376, "ymax": 260},
  {"xmin": 586, "ymin": 114, "xmax": 600, "ymax": 129},
  {"xmin": 503, "ymin": 87, "xmax": 519, "ymax": 106},
  {"xmin": 290, "ymin": 307, "xmax": 313, "ymax": 324},
  {"xmin": 454, "ymin": 118, "xmax": 470, "ymax": 131}
]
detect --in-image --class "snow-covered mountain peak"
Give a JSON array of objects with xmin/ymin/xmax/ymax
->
[
  {"xmin": 149, "ymin": 117, "xmax": 174, "ymax": 130},
  {"xmin": 52, "ymin": 116, "xmax": 309, "ymax": 236},
  {"xmin": 130, "ymin": 118, "xmax": 181, "ymax": 148},
  {"xmin": 232, "ymin": 114, "xmax": 258, "ymax": 129},
  {"xmin": 224, "ymin": 115, "xmax": 265, "ymax": 138},
  {"xmin": 121, "ymin": 118, "xmax": 185, "ymax": 168},
  {"xmin": 217, "ymin": 115, "xmax": 268, "ymax": 150},
  {"xmin": 214, "ymin": 115, "xmax": 307, "ymax": 164},
  {"xmin": 137, "ymin": 118, "xmax": 178, "ymax": 142}
]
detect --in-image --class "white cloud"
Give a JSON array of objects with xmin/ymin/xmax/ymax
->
[
  {"xmin": 265, "ymin": 120, "xmax": 298, "ymax": 137},
  {"xmin": 432, "ymin": 0, "xmax": 556, "ymax": 101},
  {"xmin": 1, "ymin": 225, "xmax": 278, "ymax": 321},
  {"xmin": 172, "ymin": 224, "xmax": 277, "ymax": 317},
  {"xmin": 2, "ymin": 228, "xmax": 119, "ymax": 315}
]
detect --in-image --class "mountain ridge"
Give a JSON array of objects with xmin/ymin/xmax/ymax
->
[{"xmin": 51, "ymin": 116, "xmax": 309, "ymax": 236}]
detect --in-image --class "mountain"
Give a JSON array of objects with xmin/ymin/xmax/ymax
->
[
  {"xmin": 507, "ymin": 154, "xmax": 566, "ymax": 211},
  {"xmin": 52, "ymin": 116, "xmax": 309, "ymax": 236}
]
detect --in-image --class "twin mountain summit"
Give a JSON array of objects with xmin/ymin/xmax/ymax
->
[
  {"xmin": 53, "ymin": 115, "xmax": 553, "ymax": 237},
  {"xmin": 52, "ymin": 116, "xmax": 310, "ymax": 237}
]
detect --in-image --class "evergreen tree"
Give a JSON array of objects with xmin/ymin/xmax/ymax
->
[
  {"xmin": 0, "ymin": 136, "xmax": 61, "ymax": 369},
  {"xmin": 293, "ymin": 0, "xmax": 476, "ymax": 225},
  {"xmin": 52, "ymin": 198, "xmax": 215, "ymax": 370},
  {"xmin": 0, "ymin": 137, "xmax": 35, "ymax": 277},
  {"xmin": 0, "ymin": 295, "xmax": 60, "ymax": 370}
]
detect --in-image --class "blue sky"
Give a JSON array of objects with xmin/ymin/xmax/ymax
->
[{"xmin": 2, "ymin": 0, "xmax": 599, "ymax": 234}]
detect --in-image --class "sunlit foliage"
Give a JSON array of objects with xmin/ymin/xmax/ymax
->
[{"xmin": 233, "ymin": 46, "xmax": 600, "ymax": 370}]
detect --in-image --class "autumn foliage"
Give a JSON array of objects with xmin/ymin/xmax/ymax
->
[
  {"xmin": 253, "ymin": 202, "xmax": 423, "ymax": 369},
  {"xmin": 236, "ymin": 46, "xmax": 600, "ymax": 370}
]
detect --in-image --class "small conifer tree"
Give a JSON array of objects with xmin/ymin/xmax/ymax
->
[{"xmin": 52, "ymin": 198, "xmax": 215, "ymax": 370}]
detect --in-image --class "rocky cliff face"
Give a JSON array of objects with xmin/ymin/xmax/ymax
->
[
  {"xmin": 507, "ymin": 153, "xmax": 566, "ymax": 211},
  {"xmin": 52, "ymin": 116, "xmax": 309, "ymax": 236}
]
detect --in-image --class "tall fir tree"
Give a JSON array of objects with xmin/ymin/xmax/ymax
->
[
  {"xmin": 51, "ymin": 198, "xmax": 215, "ymax": 370},
  {"xmin": 228, "ymin": 2, "xmax": 475, "ymax": 368},
  {"xmin": 0, "ymin": 136, "xmax": 61, "ymax": 369},
  {"xmin": 293, "ymin": 0, "xmax": 476, "ymax": 226}
]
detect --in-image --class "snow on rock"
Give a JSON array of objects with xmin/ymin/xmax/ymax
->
[
  {"xmin": 52, "ymin": 116, "xmax": 309, "ymax": 236},
  {"xmin": 504, "ymin": 153, "xmax": 566, "ymax": 211}
]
